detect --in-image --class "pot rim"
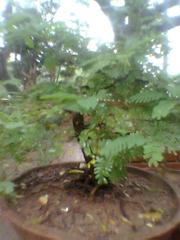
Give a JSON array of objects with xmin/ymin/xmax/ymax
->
[
  {"xmin": 162, "ymin": 162, "xmax": 180, "ymax": 173},
  {"xmin": 0, "ymin": 163, "xmax": 180, "ymax": 240},
  {"xmin": 130, "ymin": 162, "xmax": 180, "ymax": 173}
]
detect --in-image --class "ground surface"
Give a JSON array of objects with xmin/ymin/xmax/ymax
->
[{"xmin": 0, "ymin": 217, "xmax": 22, "ymax": 240}]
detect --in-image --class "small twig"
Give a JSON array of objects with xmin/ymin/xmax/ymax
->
[{"xmin": 90, "ymin": 185, "xmax": 100, "ymax": 197}]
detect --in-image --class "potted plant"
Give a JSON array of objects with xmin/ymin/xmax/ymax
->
[
  {"xmin": 0, "ymin": 44, "xmax": 180, "ymax": 240},
  {"xmin": 0, "ymin": 0, "xmax": 180, "ymax": 239}
]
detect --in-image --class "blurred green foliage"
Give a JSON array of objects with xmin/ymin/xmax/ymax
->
[{"xmin": 0, "ymin": 0, "xmax": 179, "ymax": 194}]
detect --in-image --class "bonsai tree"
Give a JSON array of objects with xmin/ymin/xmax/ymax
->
[
  {"xmin": 38, "ymin": 55, "xmax": 179, "ymax": 185},
  {"xmin": 35, "ymin": 0, "xmax": 180, "ymax": 184}
]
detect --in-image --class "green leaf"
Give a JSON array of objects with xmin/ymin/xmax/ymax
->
[
  {"xmin": 129, "ymin": 90, "xmax": 165, "ymax": 103},
  {"xmin": 4, "ymin": 122, "xmax": 24, "ymax": 129},
  {"xmin": 77, "ymin": 96, "xmax": 98, "ymax": 112},
  {"xmin": 2, "ymin": 78, "xmax": 22, "ymax": 88},
  {"xmin": 109, "ymin": 157, "xmax": 127, "ymax": 183},
  {"xmin": 0, "ymin": 112, "xmax": 12, "ymax": 123},
  {"xmin": 143, "ymin": 143, "xmax": 164, "ymax": 167},
  {"xmin": 152, "ymin": 100, "xmax": 176, "ymax": 119},
  {"xmin": 0, "ymin": 181, "xmax": 15, "ymax": 196},
  {"xmin": 44, "ymin": 55, "xmax": 58, "ymax": 71},
  {"xmin": 0, "ymin": 112, "xmax": 24, "ymax": 129},
  {"xmin": 95, "ymin": 156, "xmax": 113, "ymax": 185},
  {"xmin": 40, "ymin": 92, "xmax": 79, "ymax": 102},
  {"xmin": 0, "ymin": 85, "xmax": 8, "ymax": 98},
  {"xmin": 167, "ymin": 84, "xmax": 180, "ymax": 98},
  {"xmin": 101, "ymin": 133, "xmax": 146, "ymax": 158},
  {"xmin": 25, "ymin": 36, "xmax": 34, "ymax": 48},
  {"xmin": 63, "ymin": 102, "xmax": 82, "ymax": 112}
]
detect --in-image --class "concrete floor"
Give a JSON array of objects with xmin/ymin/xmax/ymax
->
[{"xmin": 0, "ymin": 218, "xmax": 22, "ymax": 240}]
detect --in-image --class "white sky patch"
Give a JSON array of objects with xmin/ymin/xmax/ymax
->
[
  {"xmin": 0, "ymin": 37, "xmax": 4, "ymax": 48},
  {"xmin": 9, "ymin": 53, "xmax": 21, "ymax": 62},
  {"xmin": 166, "ymin": 6, "xmax": 180, "ymax": 75},
  {"xmin": 168, "ymin": 5, "xmax": 180, "ymax": 17},
  {"xmin": 54, "ymin": 0, "xmax": 114, "ymax": 44},
  {"xmin": 168, "ymin": 26, "xmax": 180, "ymax": 75},
  {"xmin": 111, "ymin": 0, "xmax": 125, "ymax": 7},
  {"xmin": 54, "ymin": 0, "xmax": 180, "ymax": 75},
  {"xmin": 150, "ymin": 0, "xmax": 164, "ymax": 4}
]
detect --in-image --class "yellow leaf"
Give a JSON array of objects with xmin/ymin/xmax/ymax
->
[
  {"xmin": 38, "ymin": 194, "xmax": 49, "ymax": 206},
  {"xmin": 121, "ymin": 216, "xmax": 133, "ymax": 225},
  {"xmin": 109, "ymin": 219, "xmax": 116, "ymax": 225},
  {"xmin": 87, "ymin": 158, "xmax": 96, "ymax": 168},
  {"xmin": 139, "ymin": 210, "xmax": 163, "ymax": 223},
  {"xmin": 101, "ymin": 224, "xmax": 108, "ymax": 232},
  {"xmin": 68, "ymin": 169, "xmax": 84, "ymax": 174}
]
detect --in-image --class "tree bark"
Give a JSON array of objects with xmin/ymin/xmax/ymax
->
[
  {"xmin": 0, "ymin": 49, "xmax": 9, "ymax": 81},
  {"xmin": 95, "ymin": 0, "xmax": 126, "ymax": 41},
  {"xmin": 95, "ymin": 0, "xmax": 180, "ymax": 37}
]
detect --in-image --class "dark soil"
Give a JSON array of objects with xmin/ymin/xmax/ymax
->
[{"xmin": 8, "ymin": 164, "xmax": 178, "ymax": 240}]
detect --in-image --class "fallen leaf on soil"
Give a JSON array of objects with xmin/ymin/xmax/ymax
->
[
  {"xmin": 38, "ymin": 194, "xmax": 49, "ymax": 206},
  {"xmin": 28, "ymin": 216, "xmax": 43, "ymax": 225},
  {"xmin": 109, "ymin": 219, "xmax": 116, "ymax": 225},
  {"xmin": 138, "ymin": 210, "xmax": 163, "ymax": 223},
  {"xmin": 101, "ymin": 224, "xmax": 108, "ymax": 232},
  {"xmin": 28, "ymin": 211, "xmax": 50, "ymax": 225},
  {"xmin": 86, "ymin": 213, "xmax": 94, "ymax": 221},
  {"xmin": 20, "ymin": 182, "xmax": 27, "ymax": 189},
  {"xmin": 68, "ymin": 169, "xmax": 84, "ymax": 174},
  {"xmin": 121, "ymin": 216, "xmax": 133, "ymax": 226},
  {"xmin": 146, "ymin": 223, "xmax": 154, "ymax": 228},
  {"xmin": 59, "ymin": 170, "xmax": 65, "ymax": 176},
  {"xmin": 61, "ymin": 207, "xmax": 69, "ymax": 212}
]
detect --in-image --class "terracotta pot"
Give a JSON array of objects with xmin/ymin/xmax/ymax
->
[
  {"xmin": 162, "ymin": 162, "xmax": 180, "ymax": 173},
  {"xmin": 130, "ymin": 161, "xmax": 180, "ymax": 239},
  {"xmin": 130, "ymin": 162, "xmax": 180, "ymax": 173},
  {"xmin": 164, "ymin": 152, "xmax": 180, "ymax": 162},
  {"xmin": 0, "ymin": 163, "xmax": 180, "ymax": 240},
  {"xmin": 131, "ymin": 152, "xmax": 180, "ymax": 164},
  {"xmin": 172, "ymin": 228, "xmax": 180, "ymax": 240},
  {"xmin": 161, "ymin": 162, "xmax": 180, "ymax": 238}
]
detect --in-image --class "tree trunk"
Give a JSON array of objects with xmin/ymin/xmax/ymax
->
[
  {"xmin": 0, "ymin": 49, "xmax": 9, "ymax": 81},
  {"xmin": 95, "ymin": 0, "xmax": 180, "ymax": 39}
]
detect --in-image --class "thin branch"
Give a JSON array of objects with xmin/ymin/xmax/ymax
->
[
  {"xmin": 95, "ymin": 0, "xmax": 180, "ymax": 33},
  {"xmin": 95, "ymin": 0, "xmax": 180, "ymax": 15},
  {"xmin": 156, "ymin": 15, "xmax": 180, "ymax": 31},
  {"xmin": 154, "ymin": 0, "xmax": 180, "ymax": 13}
]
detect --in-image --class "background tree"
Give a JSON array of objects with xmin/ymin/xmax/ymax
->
[
  {"xmin": 0, "ymin": 48, "xmax": 9, "ymax": 81},
  {"xmin": 1, "ymin": 0, "xmax": 89, "ymax": 89},
  {"xmin": 95, "ymin": 0, "xmax": 180, "ymax": 40}
]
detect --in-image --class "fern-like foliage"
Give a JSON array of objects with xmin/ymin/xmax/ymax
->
[
  {"xmin": 143, "ymin": 142, "xmax": 164, "ymax": 167},
  {"xmin": 95, "ymin": 156, "xmax": 113, "ymax": 184},
  {"xmin": 40, "ymin": 91, "xmax": 79, "ymax": 102},
  {"xmin": 129, "ymin": 90, "xmax": 166, "ymax": 103},
  {"xmin": 100, "ymin": 133, "xmax": 146, "ymax": 158},
  {"xmin": 94, "ymin": 133, "xmax": 147, "ymax": 184},
  {"xmin": 40, "ymin": 90, "xmax": 99, "ymax": 114},
  {"xmin": 152, "ymin": 100, "xmax": 176, "ymax": 119},
  {"xmin": 76, "ymin": 96, "xmax": 99, "ymax": 113}
]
